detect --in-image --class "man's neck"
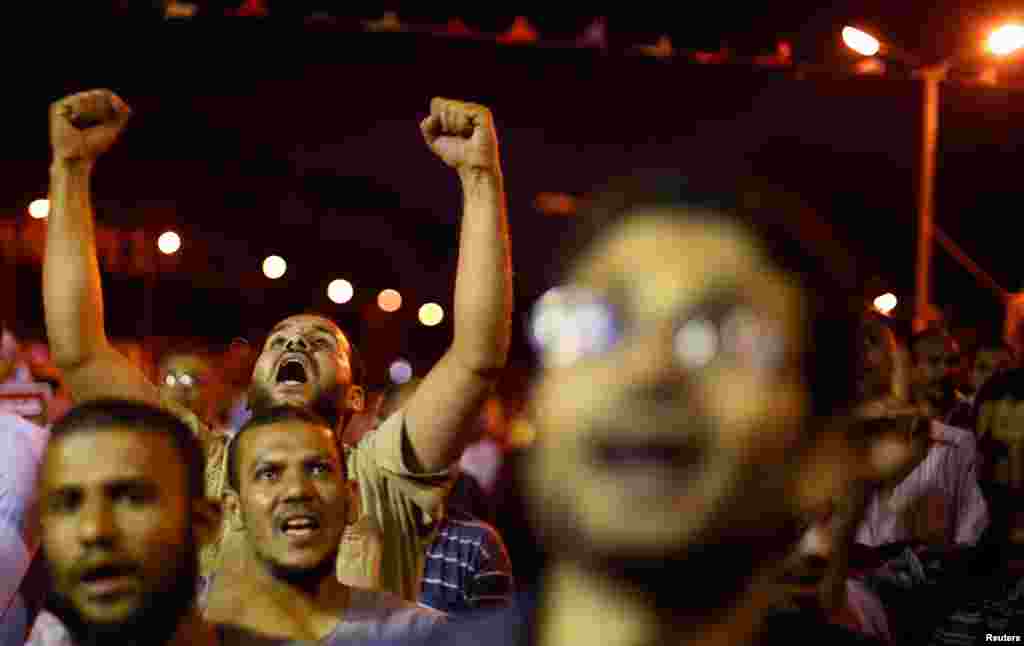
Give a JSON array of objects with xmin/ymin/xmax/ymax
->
[
  {"xmin": 538, "ymin": 560, "xmax": 778, "ymax": 646},
  {"xmin": 244, "ymin": 554, "xmax": 352, "ymax": 640}
]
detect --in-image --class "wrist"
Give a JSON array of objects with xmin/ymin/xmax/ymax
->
[
  {"xmin": 50, "ymin": 157, "xmax": 95, "ymax": 178},
  {"xmin": 459, "ymin": 166, "xmax": 503, "ymax": 197}
]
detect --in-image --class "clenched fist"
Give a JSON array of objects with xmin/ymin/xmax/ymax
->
[
  {"xmin": 420, "ymin": 98, "xmax": 500, "ymax": 177},
  {"xmin": 50, "ymin": 89, "xmax": 132, "ymax": 163}
]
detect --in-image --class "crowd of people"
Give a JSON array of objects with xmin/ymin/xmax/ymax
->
[{"xmin": 2, "ymin": 84, "xmax": 1024, "ymax": 646}]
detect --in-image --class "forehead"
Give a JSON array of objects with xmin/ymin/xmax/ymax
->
[
  {"xmin": 42, "ymin": 427, "xmax": 186, "ymax": 492},
  {"xmin": 239, "ymin": 420, "xmax": 338, "ymax": 463},
  {"xmin": 573, "ymin": 209, "xmax": 800, "ymax": 320},
  {"xmin": 269, "ymin": 316, "xmax": 348, "ymax": 343}
]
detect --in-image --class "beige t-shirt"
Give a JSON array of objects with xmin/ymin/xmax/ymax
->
[
  {"xmin": 159, "ymin": 396, "xmax": 228, "ymax": 577},
  {"xmin": 207, "ymin": 410, "xmax": 453, "ymax": 604}
]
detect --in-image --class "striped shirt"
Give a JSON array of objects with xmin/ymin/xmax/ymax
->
[
  {"xmin": 419, "ymin": 515, "xmax": 514, "ymax": 615},
  {"xmin": 856, "ymin": 421, "xmax": 989, "ymax": 548}
]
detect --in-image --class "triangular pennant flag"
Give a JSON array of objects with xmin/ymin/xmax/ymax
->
[
  {"xmin": 639, "ymin": 36, "xmax": 673, "ymax": 58},
  {"xmin": 755, "ymin": 40, "xmax": 793, "ymax": 66},
  {"xmin": 446, "ymin": 18, "xmax": 474, "ymax": 36},
  {"xmin": 228, "ymin": 0, "xmax": 268, "ymax": 17},
  {"xmin": 497, "ymin": 16, "xmax": 538, "ymax": 44},
  {"xmin": 693, "ymin": 47, "xmax": 730, "ymax": 64},
  {"xmin": 576, "ymin": 17, "xmax": 607, "ymax": 50},
  {"xmin": 163, "ymin": 1, "xmax": 197, "ymax": 19},
  {"xmin": 363, "ymin": 12, "xmax": 404, "ymax": 32}
]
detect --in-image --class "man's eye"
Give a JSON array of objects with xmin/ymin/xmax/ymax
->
[
  {"xmin": 48, "ymin": 493, "xmax": 80, "ymax": 514},
  {"xmin": 116, "ymin": 491, "xmax": 152, "ymax": 507},
  {"xmin": 270, "ymin": 337, "xmax": 285, "ymax": 348},
  {"xmin": 310, "ymin": 463, "xmax": 333, "ymax": 477},
  {"xmin": 256, "ymin": 468, "xmax": 280, "ymax": 481}
]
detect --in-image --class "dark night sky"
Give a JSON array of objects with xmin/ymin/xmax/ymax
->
[{"xmin": 5, "ymin": 5, "xmax": 1024, "ymax": 381}]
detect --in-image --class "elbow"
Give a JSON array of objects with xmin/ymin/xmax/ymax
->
[{"xmin": 451, "ymin": 342, "xmax": 509, "ymax": 381}]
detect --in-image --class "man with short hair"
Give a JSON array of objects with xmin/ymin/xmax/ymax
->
[
  {"xmin": 911, "ymin": 328, "xmax": 962, "ymax": 422},
  {"xmin": 43, "ymin": 88, "xmax": 512, "ymax": 606},
  {"xmin": 211, "ymin": 405, "xmax": 444, "ymax": 642},
  {"xmin": 29, "ymin": 399, "xmax": 247, "ymax": 646}
]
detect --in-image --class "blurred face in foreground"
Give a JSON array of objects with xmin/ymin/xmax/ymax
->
[
  {"xmin": 526, "ymin": 209, "xmax": 846, "ymax": 597},
  {"xmin": 40, "ymin": 427, "xmax": 199, "ymax": 644}
]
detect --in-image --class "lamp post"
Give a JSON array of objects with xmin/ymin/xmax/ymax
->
[{"xmin": 842, "ymin": 24, "xmax": 1024, "ymax": 332}]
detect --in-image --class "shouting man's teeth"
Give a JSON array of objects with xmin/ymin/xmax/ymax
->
[{"xmin": 282, "ymin": 518, "xmax": 319, "ymax": 536}]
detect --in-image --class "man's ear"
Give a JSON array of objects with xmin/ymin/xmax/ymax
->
[
  {"xmin": 346, "ymin": 384, "xmax": 365, "ymax": 414},
  {"xmin": 222, "ymin": 488, "xmax": 245, "ymax": 532},
  {"xmin": 192, "ymin": 497, "xmax": 223, "ymax": 548}
]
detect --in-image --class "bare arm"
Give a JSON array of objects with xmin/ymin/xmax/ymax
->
[
  {"xmin": 404, "ymin": 99, "xmax": 513, "ymax": 472},
  {"xmin": 44, "ymin": 90, "xmax": 158, "ymax": 404}
]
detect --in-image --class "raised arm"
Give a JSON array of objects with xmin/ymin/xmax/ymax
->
[
  {"xmin": 403, "ymin": 98, "xmax": 512, "ymax": 472},
  {"xmin": 45, "ymin": 89, "xmax": 159, "ymax": 404}
]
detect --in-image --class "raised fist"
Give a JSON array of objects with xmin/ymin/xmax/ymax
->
[
  {"xmin": 50, "ymin": 89, "xmax": 132, "ymax": 163},
  {"xmin": 420, "ymin": 98, "xmax": 500, "ymax": 176}
]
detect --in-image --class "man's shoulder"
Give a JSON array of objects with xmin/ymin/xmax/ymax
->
[
  {"xmin": 347, "ymin": 587, "xmax": 447, "ymax": 625},
  {"xmin": 366, "ymin": 601, "xmax": 530, "ymax": 646},
  {"xmin": 931, "ymin": 420, "xmax": 975, "ymax": 447}
]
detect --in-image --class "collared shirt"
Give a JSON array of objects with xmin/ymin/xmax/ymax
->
[
  {"xmin": 419, "ymin": 513, "xmax": 514, "ymax": 615},
  {"xmin": 0, "ymin": 413, "xmax": 49, "ymax": 643},
  {"xmin": 857, "ymin": 421, "xmax": 989, "ymax": 547}
]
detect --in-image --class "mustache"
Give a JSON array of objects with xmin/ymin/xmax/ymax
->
[
  {"xmin": 70, "ymin": 558, "xmax": 139, "ymax": 584},
  {"xmin": 275, "ymin": 504, "xmax": 323, "ymax": 522}
]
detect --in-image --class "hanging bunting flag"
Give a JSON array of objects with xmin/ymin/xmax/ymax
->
[
  {"xmin": 446, "ymin": 18, "xmax": 474, "ymax": 36},
  {"xmin": 363, "ymin": 12, "xmax": 404, "ymax": 32},
  {"xmin": 693, "ymin": 47, "xmax": 730, "ymax": 64},
  {"xmin": 228, "ymin": 0, "xmax": 268, "ymax": 17},
  {"xmin": 638, "ymin": 36, "xmax": 673, "ymax": 58},
  {"xmin": 163, "ymin": 1, "xmax": 197, "ymax": 19},
  {"xmin": 754, "ymin": 41, "xmax": 793, "ymax": 66},
  {"xmin": 497, "ymin": 16, "xmax": 539, "ymax": 44},
  {"xmin": 576, "ymin": 17, "xmax": 607, "ymax": 50}
]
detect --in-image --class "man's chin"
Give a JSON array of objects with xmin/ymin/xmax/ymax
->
[{"xmin": 265, "ymin": 552, "xmax": 337, "ymax": 585}]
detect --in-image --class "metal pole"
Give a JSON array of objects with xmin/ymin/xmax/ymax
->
[{"xmin": 914, "ymin": 67, "xmax": 944, "ymax": 332}]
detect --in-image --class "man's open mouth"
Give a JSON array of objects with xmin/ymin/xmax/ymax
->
[
  {"xmin": 593, "ymin": 440, "xmax": 702, "ymax": 472},
  {"xmin": 279, "ymin": 514, "xmax": 322, "ymax": 538},
  {"xmin": 275, "ymin": 356, "xmax": 310, "ymax": 386},
  {"xmin": 78, "ymin": 564, "xmax": 137, "ymax": 598}
]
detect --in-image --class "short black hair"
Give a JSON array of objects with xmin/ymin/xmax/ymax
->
[
  {"xmin": 48, "ymin": 399, "xmax": 205, "ymax": 501},
  {"xmin": 553, "ymin": 173, "xmax": 863, "ymax": 421},
  {"xmin": 226, "ymin": 405, "xmax": 338, "ymax": 492}
]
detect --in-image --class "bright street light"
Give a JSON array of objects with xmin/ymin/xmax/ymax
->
[
  {"xmin": 158, "ymin": 231, "xmax": 181, "ymax": 255},
  {"xmin": 873, "ymin": 293, "xmax": 898, "ymax": 316},
  {"xmin": 842, "ymin": 26, "xmax": 881, "ymax": 57},
  {"xmin": 988, "ymin": 23, "xmax": 1024, "ymax": 56}
]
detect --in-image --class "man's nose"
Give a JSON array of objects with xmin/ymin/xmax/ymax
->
[{"xmin": 285, "ymin": 336, "xmax": 310, "ymax": 351}]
